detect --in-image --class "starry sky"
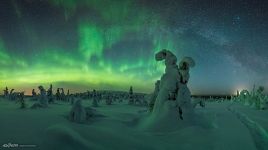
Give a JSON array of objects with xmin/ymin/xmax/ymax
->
[{"xmin": 0, "ymin": 0, "xmax": 267, "ymax": 95}]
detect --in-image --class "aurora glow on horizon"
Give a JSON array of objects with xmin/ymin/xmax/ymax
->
[{"xmin": 0, "ymin": 0, "xmax": 268, "ymax": 95}]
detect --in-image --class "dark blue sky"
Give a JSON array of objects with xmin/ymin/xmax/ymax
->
[{"xmin": 0, "ymin": 0, "xmax": 267, "ymax": 94}]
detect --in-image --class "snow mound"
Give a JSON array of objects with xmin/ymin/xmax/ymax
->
[
  {"xmin": 139, "ymin": 101, "xmax": 215, "ymax": 132},
  {"xmin": 42, "ymin": 125, "xmax": 102, "ymax": 150}
]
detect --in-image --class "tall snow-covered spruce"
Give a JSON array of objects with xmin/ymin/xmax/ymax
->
[{"xmin": 140, "ymin": 49, "xmax": 196, "ymax": 131}]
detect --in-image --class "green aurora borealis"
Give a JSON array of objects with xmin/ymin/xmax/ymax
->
[
  {"xmin": 0, "ymin": 0, "xmax": 268, "ymax": 94},
  {"xmin": 0, "ymin": 0, "xmax": 173, "ymax": 94}
]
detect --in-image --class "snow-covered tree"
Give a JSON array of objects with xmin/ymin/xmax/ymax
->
[{"xmin": 69, "ymin": 99, "xmax": 86, "ymax": 123}]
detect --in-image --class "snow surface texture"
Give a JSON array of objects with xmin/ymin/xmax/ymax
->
[
  {"xmin": 1, "ymin": 97, "xmax": 268, "ymax": 150},
  {"xmin": 228, "ymin": 103, "xmax": 268, "ymax": 150}
]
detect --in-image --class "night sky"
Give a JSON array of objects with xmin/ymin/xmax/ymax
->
[{"xmin": 0, "ymin": 0, "xmax": 267, "ymax": 95}]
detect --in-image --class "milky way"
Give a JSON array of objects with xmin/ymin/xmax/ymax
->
[{"xmin": 0, "ymin": 0, "xmax": 267, "ymax": 94}]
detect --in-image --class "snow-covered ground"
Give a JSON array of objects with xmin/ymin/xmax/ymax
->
[{"xmin": 0, "ymin": 97, "xmax": 267, "ymax": 150}]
